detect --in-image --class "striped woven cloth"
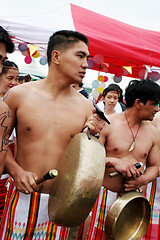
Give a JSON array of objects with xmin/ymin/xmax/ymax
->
[
  {"xmin": 0, "ymin": 142, "xmax": 15, "ymax": 218},
  {"xmin": 77, "ymin": 186, "xmax": 118, "ymax": 240},
  {"xmin": 0, "ymin": 178, "xmax": 70, "ymax": 240},
  {"xmin": 142, "ymin": 178, "xmax": 160, "ymax": 240},
  {"xmin": 0, "ymin": 178, "xmax": 8, "ymax": 218}
]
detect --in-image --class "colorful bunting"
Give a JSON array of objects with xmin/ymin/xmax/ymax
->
[
  {"xmin": 123, "ymin": 66, "xmax": 132, "ymax": 74},
  {"xmin": 29, "ymin": 44, "xmax": 39, "ymax": 56}
]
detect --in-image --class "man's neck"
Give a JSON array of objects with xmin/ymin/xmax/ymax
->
[{"xmin": 124, "ymin": 109, "xmax": 141, "ymax": 126}]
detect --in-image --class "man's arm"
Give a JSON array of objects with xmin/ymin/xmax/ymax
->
[
  {"xmin": 3, "ymin": 88, "xmax": 39, "ymax": 194},
  {"xmin": 105, "ymin": 157, "xmax": 141, "ymax": 179},
  {"xmin": 124, "ymin": 128, "xmax": 160, "ymax": 191},
  {"xmin": 0, "ymin": 100, "xmax": 12, "ymax": 177},
  {"xmin": 4, "ymin": 148, "xmax": 39, "ymax": 194}
]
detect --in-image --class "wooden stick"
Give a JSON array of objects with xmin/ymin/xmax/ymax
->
[
  {"xmin": 36, "ymin": 169, "xmax": 58, "ymax": 185},
  {"xmin": 109, "ymin": 162, "xmax": 143, "ymax": 178}
]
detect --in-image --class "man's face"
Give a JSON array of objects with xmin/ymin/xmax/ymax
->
[
  {"xmin": 140, "ymin": 100, "xmax": 159, "ymax": 121},
  {"xmin": 0, "ymin": 42, "xmax": 7, "ymax": 73},
  {"xmin": 57, "ymin": 41, "xmax": 89, "ymax": 84}
]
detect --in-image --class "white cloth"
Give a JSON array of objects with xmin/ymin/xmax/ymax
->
[
  {"xmin": 0, "ymin": 179, "xmax": 69, "ymax": 240},
  {"xmin": 115, "ymin": 102, "xmax": 123, "ymax": 113},
  {"xmin": 8, "ymin": 128, "xmax": 16, "ymax": 142}
]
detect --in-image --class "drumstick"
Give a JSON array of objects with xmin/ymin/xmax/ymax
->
[
  {"xmin": 93, "ymin": 102, "xmax": 110, "ymax": 124},
  {"xmin": 36, "ymin": 169, "xmax": 58, "ymax": 185},
  {"xmin": 109, "ymin": 162, "xmax": 143, "ymax": 178}
]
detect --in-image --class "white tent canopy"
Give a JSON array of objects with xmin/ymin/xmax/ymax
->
[{"xmin": 0, "ymin": 4, "xmax": 75, "ymax": 54}]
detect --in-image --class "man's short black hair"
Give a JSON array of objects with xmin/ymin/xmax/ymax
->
[
  {"xmin": 47, "ymin": 30, "xmax": 88, "ymax": 65},
  {"xmin": 0, "ymin": 26, "xmax": 14, "ymax": 53},
  {"xmin": 125, "ymin": 78, "xmax": 160, "ymax": 108}
]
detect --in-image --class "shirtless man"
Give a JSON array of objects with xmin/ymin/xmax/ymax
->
[
  {"xmin": 0, "ymin": 26, "xmax": 14, "ymax": 176},
  {"xmin": 0, "ymin": 30, "xmax": 105, "ymax": 239},
  {"xmin": 81, "ymin": 79, "xmax": 160, "ymax": 240},
  {"xmin": 101, "ymin": 78, "xmax": 160, "ymax": 193}
]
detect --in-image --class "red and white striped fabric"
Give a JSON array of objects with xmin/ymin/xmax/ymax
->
[
  {"xmin": 142, "ymin": 178, "xmax": 160, "ymax": 240},
  {"xmin": 0, "ymin": 178, "xmax": 70, "ymax": 240}
]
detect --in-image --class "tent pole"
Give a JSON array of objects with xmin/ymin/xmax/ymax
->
[{"xmin": 144, "ymin": 65, "xmax": 150, "ymax": 79}]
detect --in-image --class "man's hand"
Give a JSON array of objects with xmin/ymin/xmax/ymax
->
[
  {"xmin": 84, "ymin": 107, "xmax": 106, "ymax": 135},
  {"xmin": 123, "ymin": 175, "xmax": 144, "ymax": 192},
  {"xmin": 14, "ymin": 168, "xmax": 39, "ymax": 194},
  {"xmin": 106, "ymin": 158, "xmax": 141, "ymax": 179}
]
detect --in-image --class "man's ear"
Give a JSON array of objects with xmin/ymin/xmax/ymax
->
[
  {"xmin": 51, "ymin": 50, "xmax": 60, "ymax": 64},
  {"xmin": 135, "ymin": 99, "xmax": 143, "ymax": 109}
]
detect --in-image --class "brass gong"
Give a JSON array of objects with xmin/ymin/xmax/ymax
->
[
  {"xmin": 48, "ymin": 132, "xmax": 106, "ymax": 227},
  {"xmin": 105, "ymin": 191, "xmax": 151, "ymax": 240}
]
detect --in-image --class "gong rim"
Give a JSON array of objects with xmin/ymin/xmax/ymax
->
[{"xmin": 105, "ymin": 191, "xmax": 151, "ymax": 240}]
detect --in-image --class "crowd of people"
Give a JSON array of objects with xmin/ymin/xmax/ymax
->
[{"xmin": 0, "ymin": 26, "xmax": 159, "ymax": 240}]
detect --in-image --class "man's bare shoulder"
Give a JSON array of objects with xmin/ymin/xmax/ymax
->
[
  {"xmin": 107, "ymin": 112, "xmax": 123, "ymax": 123},
  {"xmin": 100, "ymin": 112, "xmax": 120, "ymax": 131},
  {"xmin": 72, "ymin": 88, "xmax": 90, "ymax": 102},
  {"xmin": 3, "ymin": 80, "xmax": 42, "ymax": 103},
  {"xmin": 100, "ymin": 112, "xmax": 124, "ymax": 137},
  {"xmin": 72, "ymin": 88, "xmax": 93, "ymax": 110}
]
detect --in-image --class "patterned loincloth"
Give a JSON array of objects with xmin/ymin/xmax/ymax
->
[
  {"xmin": 0, "ymin": 143, "xmax": 15, "ymax": 218},
  {"xmin": 0, "ymin": 178, "xmax": 70, "ymax": 240},
  {"xmin": 77, "ymin": 186, "xmax": 118, "ymax": 240},
  {"xmin": 142, "ymin": 177, "xmax": 160, "ymax": 240},
  {"xmin": 0, "ymin": 176, "xmax": 8, "ymax": 218}
]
